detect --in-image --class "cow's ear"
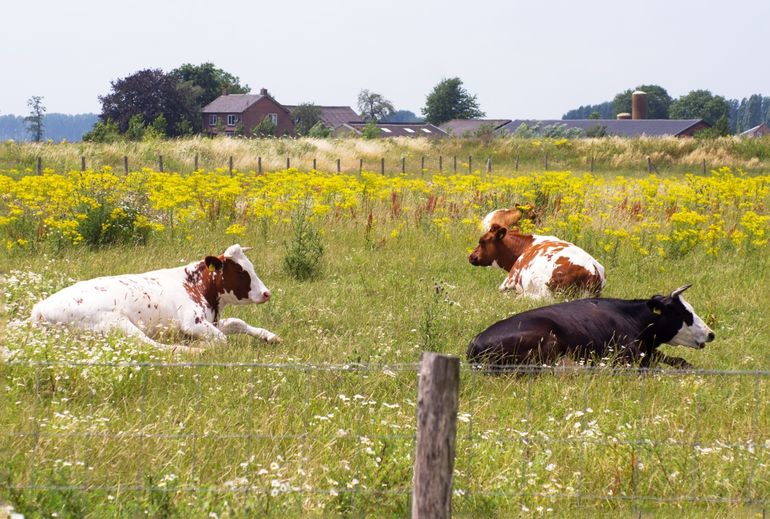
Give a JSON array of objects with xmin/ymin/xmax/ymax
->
[
  {"xmin": 646, "ymin": 298, "xmax": 665, "ymax": 316},
  {"xmin": 492, "ymin": 224, "xmax": 508, "ymax": 241},
  {"xmin": 205, "ymin": 256, "xmax": 223, "ymax": 273}
]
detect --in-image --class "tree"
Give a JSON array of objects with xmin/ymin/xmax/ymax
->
[
  {"xmin": 563, "ymin": 102, "xmax": 613, "ymax": 120},
  {"xmin": 737, "ymin": 94, "xmax": 764, "ymax": 132},
  {"xmin": 25, "ymin": 96, "xmax": 46, "ymax": 142},
  {"xmin": 98, "ymin": 68, "xmax": 199, "ymax": 137},
  {"xmin": 357, "ymin": 89, "xmax": 394, "ymax": 122},
  {"xmin": 291, "ymin": 103, "xmax": 323, "ymax": 135},
  {"xmin": 253, "ymin": 116, "xmax": 277, "ymax": 138},
  {"xmin": 422, "ymin": 77, "xmax": 484, "ymax": 125},
  {"xmin": 612, "ymin": 85, "xmax": 672, "ymax": 119},
  {"xmin": 361, "ymin": 120, "xmax": 380, "ymax": 139},
  {"xmin": 82, "ymin": 119, "xmax": 121, "ymax": 143},
  {"xmin": 170, "ymin": 62, "xmax": 249, "ymax": 109},
  {"xmin": 382, "ymin": 110, "xmax": 421, "ymax": 123},
  {"xmin": 669, "ymin": 90, "xmax": 731, "ymax": 126}
]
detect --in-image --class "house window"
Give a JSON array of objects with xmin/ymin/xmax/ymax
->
[
  {"xmin": 227, "ymin": 114, "xmax": 238, "ymax": 126},
  {"xmin": 268, "ymin": 113, "xmax": 278, "ymax": 125},
  {"xmin": 209, "ymin": 115, "xmax": 218, "ymax": 126}
]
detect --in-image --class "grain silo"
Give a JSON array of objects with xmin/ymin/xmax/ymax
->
[{"xmin": 632, "ymin": 90, "xmax": 648, "ymax": 120}]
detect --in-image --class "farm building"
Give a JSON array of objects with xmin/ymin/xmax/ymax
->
[
  {"xmin": 440, "ymin": 119, "xmax": 512, "ymax": 136},
  {"xmin": 739, "ymin": 122, "xmax": 770, "ymax": 137},
  {"xmin": 201, "ymin": 89, "xmax": 294, "ymax": 137},
  {"xmin": 333, "ymin": 122, "xmax": 447, "ymax": 138},
  {"xmin": 500, "ymin": 119, "xmax": 710, "ymax": 138},
  {"xmin": 285, "ymin": 105, "xmax": 363, "ymax": 129}
]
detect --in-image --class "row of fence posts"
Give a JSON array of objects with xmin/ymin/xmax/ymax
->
[{"xmin": 32, "ymin": 155, "xmax": 712, "ymax": 176}]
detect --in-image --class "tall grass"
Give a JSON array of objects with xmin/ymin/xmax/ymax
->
[{"xmin": 2, "ymin": 135, "xmax": 770, "ymax": 175}]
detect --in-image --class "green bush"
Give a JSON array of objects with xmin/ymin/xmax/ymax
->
[{"xmin": 283, "ymin": 201, "xmax": 324, "ymax": 280}]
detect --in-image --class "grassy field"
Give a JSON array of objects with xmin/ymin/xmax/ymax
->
[{"xmin": 1, "ymin": 141, "xmax": 769, "ymax": 517}]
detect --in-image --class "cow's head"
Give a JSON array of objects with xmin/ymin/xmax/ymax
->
[
  {"xmin": 205, "ymin": 244, "xmax": 271, "ymax": 305},
  {"xmin": 647, "ymin": 284, "xmax": 715, "ymax": 349},
  {"xmin": 469, "ymin": 224, "xmax": 511, "ymax": 268}
]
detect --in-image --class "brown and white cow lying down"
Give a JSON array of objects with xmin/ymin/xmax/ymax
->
[
  {"xmin": 469, "ymin": 224, "xmax": 605, "ymax": 299},
  {"xmin": 481, "ymin": 206, "xmax": 536, "ymax": 232},
  {"xmin": 31, "ymin": 244, "xmax": 280, "ymax": 352},
  {"xmin": 467, "ymin": 284, "xmax": 715, "ymax": 369}
]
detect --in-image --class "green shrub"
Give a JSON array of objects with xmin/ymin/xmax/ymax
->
[{"xmin": 283, "ymin": 201, "xmax": 324, "ymax": 280}]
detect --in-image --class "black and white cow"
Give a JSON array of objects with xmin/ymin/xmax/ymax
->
[{"xmin": 467, "ymin": 285, "xmax": 714, "ymax": 368}]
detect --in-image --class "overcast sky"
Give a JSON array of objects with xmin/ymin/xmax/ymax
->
[{"xmin": 2, "ymin": 0, "xmax": 768, "ymax": 118}]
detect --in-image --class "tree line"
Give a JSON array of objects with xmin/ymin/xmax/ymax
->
[{"xmin": 563, "ymin": 84, "xmax": 770, "ymax": 135}]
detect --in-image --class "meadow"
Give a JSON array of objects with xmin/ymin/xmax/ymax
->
[{"xmin": 1, "ymin": 138, "xmax": 769, "ymax": 517}]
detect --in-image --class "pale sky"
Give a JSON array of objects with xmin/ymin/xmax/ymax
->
[{"xmin": 2, "ymin": 0, "xmax": 768, "ymax": 118}]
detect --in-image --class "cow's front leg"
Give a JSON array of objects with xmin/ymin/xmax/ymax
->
[
  {"xmin": 218, "ymin": 318, "xmax": 281, "ymax": 343},
  {"xmin": 179, "ymin": 317, "xmax": 227, "ymax": 344}
]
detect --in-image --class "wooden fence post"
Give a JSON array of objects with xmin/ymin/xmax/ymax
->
[
  {"xmin": 439, "ymin": 156, "xmax": 443, "ymax": 172},
  {"xmin": 124, "ymin": 156, "xmax": 129, "ymax": 174},
  {"xmin": 401, "ymin": 157, "xmax": 406, "ymax": 174},
  {"xmin": 359, "ymin": 158, "xmax": 363, "ymax": 174},
  {"xmin": 158, "ymin": 155, "xmax": 164, "ymax": 172},
  {"xmin": 194, "ymin": 154, "xmax": 199, "ymax": 171},
  {"xmin": 81, "ymin": 156, "xmax": 86, "ymax": 171},
  {"xmin": 468, "ymin": 155, "xmax": 472, "ymax": 173},
  {"xmin": 486, "ymin": 157, "xmax": 491, "ymax": 173},
  {"xmin": 286, "ymin": 157, "xmax": 290, "ymax": 169},
  {"xmin": 590, "ymin": 154, "xmax": 595, "ymax": 173},
  {"xmin": 258, "ymin": 157, "xmax": 262, "ymax": 174},
  {"xmin": 421, "ymin": 156, "xmax": 425, "ymax": 172},
  {"xmin": 37, "ymin": 156, "xmax": 42, "ymax": 175},
  {"xmin": 229, "ymin": 156, "xmax": 234, "ymax": 175},
  {"xmin": 453, "ymin": 156, "xmax": 457, "ymax": 173},
  {"xmin": 313, "ymin": 158, "xmax": 317, "ymax": 170},
  {"xmin": 337, "ymin": 158, "xmax": 341, "ymax": 173},
  {"xmin": 412, "ymin": 352, "xmax": 460, "ymax": 519},
  {"xmin": 702, "ymin": 158, "xmax": 706, "ymax": 175},
  {"xmin": 515, "ymin": 153, "xmax": 520, "ymax": 171},
  {"xmin": 381, "ymin": 157, "xmax": 385, "ymax": 175}
]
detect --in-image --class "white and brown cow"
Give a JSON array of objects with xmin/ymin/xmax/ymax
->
[
  {"xmin": 481, "ymin": 206, "xmax": 536, "ymax": 232},
  {"xmin": 30, "ymin": 244, "xmax": 279, "ymax": 352},
  {"xmin": 469, "ymin": 224, "xmax": 605, "ymax": 298}
]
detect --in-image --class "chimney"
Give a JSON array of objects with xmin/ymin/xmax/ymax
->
[
  {"xmin": 632, "ymin": 90, "xmax": 648, "ymax": 120},
  {"xmin": 259, "ymin": 88, "xmax": 268, "ymax": 96}
]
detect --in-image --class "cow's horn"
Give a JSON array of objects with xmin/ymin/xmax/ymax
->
[{"xmin": 670, "ymin": 284, "xmax": 692, "ymax": 298}]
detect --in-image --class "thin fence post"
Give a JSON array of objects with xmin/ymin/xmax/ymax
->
[
  {"xmin": 158, "ymin": 155, "xmax": 164, "ymax": 172},
  {"xmin": 412, "ymin": 352, "xmax": 460, "ymax": 519},
  {"xmin": 702, "ymin": 158, "xmax": 707, "ymax": 175},
  {"xmin": 647, "ymin": 156, "xmax": 654, "ymax": 173},
  {"xmin": 37, "ymin": 156, "xmax": 42, "ymax": 175},
  {"xmin": 402, "ymin": 157, "xmax": 406, "ymax": 174},
  {"xmin": 81, "ymin": 156, "xmax": 86, "ymax": 171},
  {"xmin": 194, "ymin": 154, "xmax": 199, "ymax": 171},
  {"xmin": 468, "ymin": 155, "xmax": 472, "ymax": 173},
  {"xmin": 590, "ymin": 154, "xmax": 595, "ymax": 173},
  {"xmin": 124, "ymin": 155, "xmax": 129, "ymax": 174},
  {"xmin": 439, "ymin": 156, "xmax": 443, "ymax": 172},
  {"xmin": 544, "ymin": 152, "xmax": 548, "ymax": 170},
  {"xmin": 313, "ymin": 158, "xmax": 317, "ymax": 170},
  {"xmin": 359, "ymin": 158, "xmax": 363, "ymax": 174},
  {"xmin": 515, "ymin": 153, "xmax": 520, "ymax": 171},
  {"xmin": 381, "ymin": 157, "xmax": 385, "ymax": 175},
  {"xmin": 229, "ymin": 156, "xmax": 234, "ymax": 175},
  {"xmin": 453, "ymin": 156, "xmax": 457, "ymax": 173},
  {"xmin": 421, "ymin": 156, "xmax": 425, "ymax": 172},
  {"xmin": 287, "ymin": 157, "xmax": 290, "ymax": 169},
  {"xmin": 337, "ymin": 158, "xmax": 341, "ymax": 173},
  {"xmin": 486, "ymin": 157, "xmax": 491, "ymax": 173},
  {"xmin": 258, "ymin": 157, "xmax": 262, "ymax": 174}
]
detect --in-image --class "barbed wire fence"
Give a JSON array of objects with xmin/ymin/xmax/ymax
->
[{"xmin": 1, "ymin": 357, "xmax": 768, "ymax": 516}]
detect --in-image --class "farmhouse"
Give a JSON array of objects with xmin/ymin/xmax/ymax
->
[
  {"xmin": 440, "ymin": 119, "xmax": 512, "ymax": 136},
  {"xmin": 201, "ymin": 88, "xmax": 294, "ymax": 137},
  {"xmin": 739, "ymin": 122, "xmax": 770, "ymax": 137},
  {"xmin": 332, "ymin": 122, "xmax": 447, "ymax": 138},
  {"xmin": 500, "ymin": 119, "xmax": 710, "ymax": 138},
  {"xmin": 285, "ymin": 105, "xmax": 364, "ymax": 129}
]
